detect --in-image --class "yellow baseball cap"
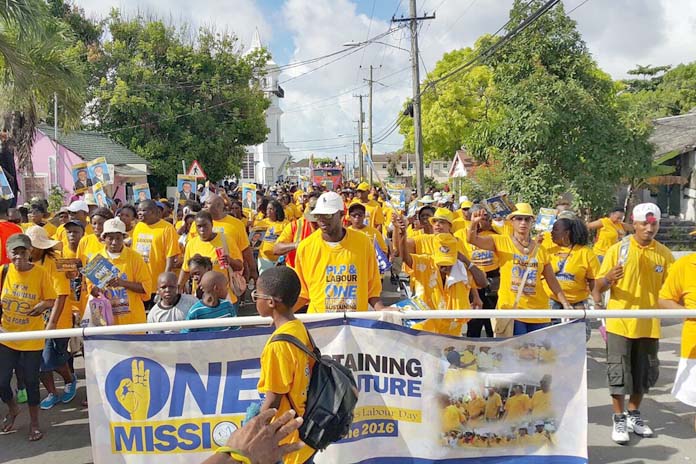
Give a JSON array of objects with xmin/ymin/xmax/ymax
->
[
  {"xmin": 429, "ymin": 207, "xmax": 455, "ymax": 225},
  {"xmin": 461, "ymin": 200, "xmax": 473, "ymax": 209},
  {"xmin": 507, "ymin": 203, "xmax": 535, "ymax": 220},
  {"xmin": 356, "ymin": 181, "xmax": 370, "ymax": 192},
  {"xmin": 433, "ymin": 233, "xmax": 458, "ymax": 267}
]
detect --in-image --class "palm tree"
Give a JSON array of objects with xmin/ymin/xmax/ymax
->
[{"xmin": 0, "ymin": 0, "xmax": 86, "ymax": 194}]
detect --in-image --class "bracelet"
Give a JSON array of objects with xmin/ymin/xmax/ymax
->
[{"xmin": 215, "ymin": 447, "xmax": 252, "ymax": 464}]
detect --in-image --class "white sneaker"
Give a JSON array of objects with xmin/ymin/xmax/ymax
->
[
  {"xmin": 612, "ymin": 413, "xmax": 630, "ymax": 444},
  {"xmin": 627, "ymin": 410, "xmax": 653, "ymax": 437}
]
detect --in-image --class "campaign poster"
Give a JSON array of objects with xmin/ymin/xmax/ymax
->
[
  {"xmin": 88, "ymin": 157, "xmax": 112, "ymax": 186},
  {"xmin": 133, "ymin": 183, "xmax": 151, "ymax": 204},
  {"xmin": 93, "ymin": 182, "xmax": 108, "ymax": 208},
  {"xmin": 242, "ymin": 183, "xmax": 257, "ymax": 213},
  {"xmin": 177, "ymin": 175, "xmax": 198, "ymax": 205},
  {"xmin": 72, "ymin": 162, "xmax": 92, "ymax": 194},
  {"xmin": 84, "ymin": 320, "xmax": 587, "ymax": 464}
]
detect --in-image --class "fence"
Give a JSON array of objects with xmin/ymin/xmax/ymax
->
[{"xmin": 0, "ymin": 309, "xmax": 692, "ymax": 342}]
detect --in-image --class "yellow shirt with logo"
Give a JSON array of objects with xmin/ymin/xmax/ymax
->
[
  {"xmin": 593, "ymin": 217, "xmax": 626, "ymax": 257},
  {"xmin": 598, "ymin": 236, "xmax": 674, "ymax": 339},
  {"xmin": 182, "ymin": 233, "xmax": 238, "ymax": 304},
  {"xmin": 531, "ymin": 389, "xmax": 552, "ymax": 417},
  {"xmin": 485, "ymin": 392, "xmax": 503, "ymax": 420},
  {"xmin": 458, "ymin": 229, "xmax": 500, "ymax": 273},
  {"xmin": 77, "ymin": 233, "xmax": 104, "ymax": 264},
  {"xmin": 659, "ymin": 254, "xmax": 696, "ymax": 359},
  {"xmin": 189, "ymin": 215, "xmax": 248, "ymax": 259},
  {"xmin": 255, "ymin": 219, "xmax": 288, "ymax": 261},
  {"xmin": 492, "ymin": 234, "xmax": 550, "ymax": 322},
  {"xmin": 35, "ymin": 254, "xmax": 72, "ymax": 329},
  {"xmin": 349, "ymin": 225, "xmax": 387, "ymax": 253},
  {"xmin": 0, "ymin": 264, "xmax": 57, "ymax": 351},
  {"xmin": 257, "ymin": 319, "xmax": 315, "ymax": 464},
  {"xmin": 132, "ymin": 220, "xmax": 180, "ymax": 292},
  {"xmin": 504, "ymin": 393, "xmax": 531, "ymax": 420},
  {"xmin": 295, "ymin": 228, "xmax": 381, "ymax": 313},
  {"xmin": 89, "ymin": 247, "xmax": 152, "ymax": 326},
  {"xmin": 545, "ymin": 245, "xmax": 600, "ymax": 303},
  {"xmin": 54, "ymin": 222, "xmax": 94, "ymax": 250}
]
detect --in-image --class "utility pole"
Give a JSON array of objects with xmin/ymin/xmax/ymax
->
[
  {"xmin": 367, "ymin": 65, "xmax": 374, "ymax": 186},
  {"xmin": 393, "ymin": 1, "xmax": 434, "ymax": 197},
  {"xmin": 353, "ymin": 94, "xmax": 366, "ymax": 180}
]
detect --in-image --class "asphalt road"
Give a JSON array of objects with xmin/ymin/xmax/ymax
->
[{"xmin": 1, "ymin": 295, "xmax": 694, "ymax": 463}]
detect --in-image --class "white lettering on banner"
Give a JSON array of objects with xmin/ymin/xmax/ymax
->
[{"xmin": 84, "ymin": 321, "xmax": 587, "ymax": 463}]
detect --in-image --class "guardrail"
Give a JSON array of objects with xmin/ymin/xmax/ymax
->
[{"xmin": 0, "ymin": 309, "xmax": 692, "ymax": 342}]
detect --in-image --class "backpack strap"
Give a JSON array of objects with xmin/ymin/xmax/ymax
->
[
  {"xmin": 0, "ymin": 264, "xmax": 8, "ymax": 292},
  {"xmin": 271, "ymin": 333, "xmax": 321, "ymax": 362}
]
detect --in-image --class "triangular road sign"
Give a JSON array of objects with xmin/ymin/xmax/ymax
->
[{"xmin": 187, "ymin": 159, "xmax": 207, "ymax": 178}]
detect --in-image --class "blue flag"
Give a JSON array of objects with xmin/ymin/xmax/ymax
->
[{"xmin": 375, "ymin": 240, "xmax": 391, "ymax": 274}]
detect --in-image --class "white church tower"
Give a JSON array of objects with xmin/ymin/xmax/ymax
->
[{"xmin": 241, "ymin": 29, "xmax": 290, "ymax": 185}]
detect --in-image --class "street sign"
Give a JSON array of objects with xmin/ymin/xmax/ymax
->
[{"xmin": 187, "ymin": 159, "xmax": 207, "ymax": 178}]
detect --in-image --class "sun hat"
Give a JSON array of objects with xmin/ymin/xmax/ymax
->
[
  {"xmin": 429, "ymin": 207, "xmax": 455, "ymax": 226},
  {"xmin": 419, "ymin": 195, "xmax": 435, "ymax": 205},
  {"xmin": 507, "ymin": 203, "xmax": 535, "ymax": 221},
  {"xmin": 432, "ymin": 233, "xmax": 458, "ymax": 267},
  {"xmin": 6, "ymin": 234, "xmax": 32, "ymax": 252},
  {"xmin": 101, "ymin": 218, "xmax": 126, "ymax": 237},
  {"xmin": 311, "ymin": 192, "xmax": 344, "ymax": 215},
  {"xmin": 67, "ymin": 200, "xmax": 89, "ymax": 213},
  {"xmin": 356, "ymin": 181, "xmax": 370, "ymax": 192},
  {"xmin": 632, "ymin": 203, "xmax": 661, "ymax": 224},
  {"xmin": 25, "ymin": 226, "xmax": 60, "ymax": 250}
]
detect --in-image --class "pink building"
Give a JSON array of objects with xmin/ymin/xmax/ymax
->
[{"xmin": 19, "ymin": 124, "xmax": 150, "ymax": 204}]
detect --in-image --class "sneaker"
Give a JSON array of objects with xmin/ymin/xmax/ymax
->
[
  {"xmin": 612, "ymin": 413, "xmax": 630, "ymax": 444},
  {"xmin": 627, "ymin": 410, "xmax": 653, "ymax": 437},
  {"xmin": 40, "ymin": 393, "xmax": 61, "ymax": 410},
  {"xmin": 16, "ymin": 388, "xmax": 27, "ymax": 404},
  {"xmin": 61, "ymin": 375, "xmax": 78, "ymax": 404}
]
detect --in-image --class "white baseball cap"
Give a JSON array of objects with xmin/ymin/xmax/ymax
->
[
  {"xmin": 101, "ymin": 217, "xmax": 126, "ymax": 237},
  {"xmin": 311, "ymin": 192, "xmax": 344, "ymax": 215},
  {"xmin": 433, "ymin": 192, "xmax": 442, "ymax": 200},
  {"xmin": 632, "ymin": 203, "xmax": 661, "ymax": 223},
  {"xmin": 459, "ymin": 195, "xmax": 469, "ymax": 204},
  {"xmin": 67, "ymin": 200, "xmax": 89, "ymax": 213}
]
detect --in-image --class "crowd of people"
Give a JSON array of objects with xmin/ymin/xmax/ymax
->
[{"xmin": 0, "ymin": 178, "xmax": 694, "ymax": 461}]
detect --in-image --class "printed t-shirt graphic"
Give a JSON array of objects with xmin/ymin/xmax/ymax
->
[
  {"xmin": 132, "ymin": 219, "xmax": 179, "ymax": 291},
  {"xmin": 544, "ymin": 245, "xmax": 600, "ymax": 303}
]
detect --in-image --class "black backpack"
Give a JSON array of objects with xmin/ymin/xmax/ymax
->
[{"xmin": 271, "ymin": 331, "xmax": 359, "ymax": 450}]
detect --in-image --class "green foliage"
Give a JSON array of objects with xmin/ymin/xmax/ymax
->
[
  {"xmin": 47, "ymin": 184, "xmax": 68, "ymax": 212},
  {"xmin": 457, "ymin": 163, "xmax": 507, "ymax": 201},
  {"xmin": 85, "ymin": 11, "xmax": 270, "ymax": 192},
  {"xmin": 623, "ymin": 64, "xmax": 671, "ymax": 93}
]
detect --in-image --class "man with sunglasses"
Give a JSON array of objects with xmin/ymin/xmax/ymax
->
[{"xmin": 293, "ymin": 191, "xmax": 388, "ymax": 313}]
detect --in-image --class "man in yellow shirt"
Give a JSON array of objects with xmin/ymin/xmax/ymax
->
[
  {"xmin": 467, "ymin": 393, "xmax": 486, "ymax": 421},
  {"xmin": 485, "ymin": 386, "xmax": 503, "ymax": 421},
  {"xmin": 347, "ymin": 203, "xmax": 388, "ymax": 255},
  {"xmin": 133, "ymin": 200, "xmax": 180, "ymax": 303},
  {"xmin": 504, "ymin": 385, "xmax": 531, "ymax": 421},
  {"xmin": 452, "ymin": 197, "xmax": 473, "ymax": 232},
  {"xmin": 294, "ymin": 192, "xmax": 387, "ymax": 312},
  {"xmin": 531, "ymin": 375, "xmax": 552, "ymax": 418},
  {"xmin": 592, "ymin": 203, "xmax": 673, "ymax": 444},
  {"xmin": 351, "ymin": 182, "xmax": 384, "ymax": 232}
]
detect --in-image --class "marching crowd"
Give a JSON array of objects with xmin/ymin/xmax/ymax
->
[{"xmin": 0, "ymin": 178, "xmax": 694, "ymax": 462}]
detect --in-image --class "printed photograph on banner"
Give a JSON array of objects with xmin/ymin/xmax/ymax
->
[
  {"xmin": 177, "ymin": 175, "xmax": 198, "ymax": 204},
  {"xmin": 535, "ymin": 208, "xmax": 557, "ymax": 232},
  {"xmin": 242, "ymin": 183, "xmax": 257, "ymax": 212},
  {"xmin": 133, "ymin": 183, "xmax": 151, "ymax": 203},
  {"xmin": 0, "ymin": 168, "xmax": 13, "ymax": 200},
  {"xmin": 248, "ymin": 227, "xmax": 266, "ymax": 250},
  {"xmin": 481, "ymin": 194, "xmax": 516, "ymax": 219},
  {"xmin": 88, "ymin": 156, "xmax": 112, "ymax": 186},
  {"xmin": 93, "ymin": 182, "xmax": 109, "ymax": 208},
  {"xmin": 72, "ymin": 161, "xmax": 92, "ymax": 193}
]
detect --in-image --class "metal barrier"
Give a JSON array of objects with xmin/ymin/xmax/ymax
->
[{"xmin": 0, "ymin": 309, "xmax": 692, "ymax": 342}]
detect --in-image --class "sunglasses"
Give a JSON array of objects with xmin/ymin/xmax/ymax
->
[
  {"xmin": 251, "ymin": 290, "xmax": 275, "ymax": 303},
  {"xmin": 511, "ymin": 216, "xmax": 533, "ymax": 223}
]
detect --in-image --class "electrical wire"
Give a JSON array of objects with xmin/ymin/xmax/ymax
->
[{"xmin": 567, "ymin": 0, "xmax": 591, "ymax": 15}]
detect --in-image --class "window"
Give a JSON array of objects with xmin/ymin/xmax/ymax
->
[
  {"xmin": 23, "ymin": 174, "xmax": 48, "ymax": 199},
  {"xmin": 241, "ymin": 152, "xmax": 255, "ymax": 179}
]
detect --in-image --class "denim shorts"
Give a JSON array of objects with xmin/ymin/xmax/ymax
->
[{"xmin": 40, "ymin": 337, "xmax": 71, "ymax": 372}]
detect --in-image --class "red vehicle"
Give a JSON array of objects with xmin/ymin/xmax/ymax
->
[{"xmin": 312, "ymin": 167, "xmax": 343, "ymax": 191}]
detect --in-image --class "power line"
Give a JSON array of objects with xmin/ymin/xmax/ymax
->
[{"xmin": 567, "ymin": 0, "xmax": 591, "ymax": 15}]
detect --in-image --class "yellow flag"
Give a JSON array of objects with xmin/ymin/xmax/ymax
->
[{"xmin": 361, "ymin": 142, "xmax": 368, "ymax": 155}]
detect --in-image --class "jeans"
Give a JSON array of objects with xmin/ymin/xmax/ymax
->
[
  {"xmin": 513, "ymin": 321, "xmax": 550, "ymax": 335},
  {"xmin": 550, "ymin": 299, "xmax": 592, "ymax": 341},
  {"xmin": 0, "ymin": 343, "xmax": 43, "ymax": 406}
]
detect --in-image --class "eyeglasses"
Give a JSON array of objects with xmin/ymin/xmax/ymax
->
[
  {"xmin": 512, "ymin": 216, "xmax": 534, "ymax": 223},
  {"xmin": 250, "ymin": 290, "xmax": 275, "ymax": 302}
]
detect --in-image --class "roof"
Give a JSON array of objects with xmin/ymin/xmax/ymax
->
[
  {"xmin": 449, "ymin": 149, "xmax": 477, "ymax": 177},
  {"xmin": 36, "ymin": 123, "xmax": 150, "ymax": 167},
  {"xmin": 290, "ymin": 158, "xmax": 311, "ymax": 168},
  {"xmin": 649, "ymin": 111, "xmax": 696, "ymax": 159},
  {"xmin": 370, "ymin": 153, "xmax": 415, "ymax": 164}
]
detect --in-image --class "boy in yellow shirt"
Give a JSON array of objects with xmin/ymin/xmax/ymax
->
[{"xmin": 256, "ymin": 266, "xmax": 314, "ymax": 464}]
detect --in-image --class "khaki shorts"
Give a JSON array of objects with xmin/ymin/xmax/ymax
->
[{"xmin": 606, "ymin": 332, "xmax": 659, "ymax": 395}]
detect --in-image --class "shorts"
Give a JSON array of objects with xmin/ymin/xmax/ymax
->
[
  {"xmin": 40, "ymin": 338, "xmax": 71, "ymax": 372},
  {"xmin": 606, "ymin": 332, "xmax": 659, "ymax": 395}
]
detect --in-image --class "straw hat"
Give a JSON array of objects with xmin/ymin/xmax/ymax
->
[
  {"xmin": 429, "ymin": 207, "xmax": 455, "ymax": 225},
  {"xmin": 25, "ymin": 225, "xmax": 60, "ymax": 250}
]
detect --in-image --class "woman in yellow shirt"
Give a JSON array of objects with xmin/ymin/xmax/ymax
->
[
  {"xmin": 588, "ymin": 208, "xmax": 632, "ymax": 262},
  {"xmin": 0, "ymin": 234, "xmax": 56, "ymax": 441},
  {"xmin": 117, "ymin": 204, "xmax": 137, "ymax": 246},
  {"xmin": 255, "ymin": 200, "xmax": 287, "ymax": 273},
  {"xmin": 77, "ymin": 207, "xmax": 114, "ymax": 264}
]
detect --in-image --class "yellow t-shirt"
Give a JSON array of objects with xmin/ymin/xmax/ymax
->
[
  {"xmin": 182, "ymin": 234, "xmax": 238, "ymax": 304},
  {"xmin": 485, "ymin": 392, "xmax": 503, "ymax": 420},
  {"xmin": 544, "ymin": 245, "xmax": 600, "ymax": 303},
  {"xmin": 349, "ymin": 225, "xmax": 387, "ymax": 254},
  {"xmin": 492, "ymin": 235, "xmax": 550, "ymax": 322},
  {"xmin": 189, "ymin": 215, "xmax": 248, "ymax": 259},
  {"xmin": 132, "ymin": 219, "xmax": 180, "ymax": 291},
  {"xmin": 451, "ymin": 218, "xmax": 470, "ymax": 234},
  {"xmin": 504, "ymin": 393, "xmax": 531, "ymax": 420},
  {"xmin": 593, "ymin": 217, "xmax": 626, "ymax": 257},
  {"xmin": 597, "ymin": 236, "xmax": 674, "ymax": 339},
  {"xmin": 531, "ymin": 389, "xmax": 552, "ymax": 417},
  {"xmin": 467, "ymin": 397, "xmax": 486, "ymax": 419},
  {"xmin": 458, "ymin": 229, "xmax": 500, "ymax": 273},
  {"xmin": 0, "ymin": 265, "xmax": 57, "ymax": 351},
  {"xmin": 88, "ymin": 247, "xmax": 152, "ymax": 326},
  {"xmin": 256, "ymin": 219, "xmax": 288, "ymax": 261},
  {"xmin": 35, "ymin": 254, "xmax": 72, "ymax": 329},
  {"xmin": 295, "ymin": 228, "xmax": 382, "ymax": 313},
  {"xmin": 54, "ymin": 222, "xmax": 94, "ymax": 250},
  {"xmin": 659, "ymin": 254, "xmax": 696, "ymax": 359},
  {"xmin": 349, "ymin": 199, "xmax": 384, "ymax": 229},
  {"xmin": 442, "ymin": 404, "xmax": 462, "ymax": 431},
  {"xmin": 77, "ymin": 233, "xmax": 104, "ymax": 264},
  {"xmin": 406, "ymin": 224, "xmax": 422, "ymax": 238},
  {"xmin": 257, "ymin": 319, "xmax": 315, "ymax": 464}
]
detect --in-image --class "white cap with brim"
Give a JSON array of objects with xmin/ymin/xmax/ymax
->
[
  {"xmin": 632, "ymin": 203, "xmax": 661, "ymax": 223},
  {"xmin": 101, "ymin": 217, "xmax": 126, "ymax": 237},
  {"xmin": 311, "ymin": 192, "xmax": 344, "ymax": 215},
  {"xmin": 67, "ymin": 200, "xmax": 89, "ymax": 213}
]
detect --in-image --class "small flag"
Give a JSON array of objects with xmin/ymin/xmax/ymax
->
[
  {"xmin": 361, "ymin": 143, "xmax": 368, "ymax": 155},
  {"xmin": 375, "ymin": 241, "xmax": 391, "ymax": 274}
]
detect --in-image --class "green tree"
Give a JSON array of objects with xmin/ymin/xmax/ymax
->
[
  {"xmin": 87, "ymin": 12, "xmax": 270, "ymax": 192},
  {"xmin": 623, "ymin": 64, "xmax": 671, "ymax": 93}
]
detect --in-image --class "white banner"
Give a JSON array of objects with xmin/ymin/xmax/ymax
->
[{"xmin": 84, "ymin": 320, "xmax": 587, "ymax": 464}]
